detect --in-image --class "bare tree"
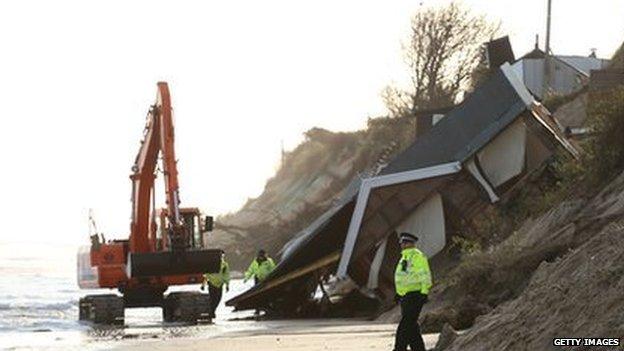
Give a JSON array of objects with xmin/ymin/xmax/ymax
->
[{"xmin": 383, "ymin": 2, "xmax": 500, "ymax": 116}]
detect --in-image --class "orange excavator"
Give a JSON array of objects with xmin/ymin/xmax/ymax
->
[{"xmin": 77, "ymin": 82, "xmax": 222, "ymax": 324}]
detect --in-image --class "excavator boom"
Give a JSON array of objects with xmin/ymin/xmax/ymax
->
[
  {"xmin": 130, "ymin": 83, "xmax": 182, "ymax": 253},
  {"xmin": 127, "ymin": 82, "xmax": 220, "ymax": 277}
]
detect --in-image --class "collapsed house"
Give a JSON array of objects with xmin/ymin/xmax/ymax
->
[{"xmin": 226, "ymin": 63, "xmax": 577, "ymax": 315}]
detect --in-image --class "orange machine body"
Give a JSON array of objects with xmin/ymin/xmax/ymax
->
[{"xmin": 88, "ymin": 209, "xmax": 207, "ymax": 292}]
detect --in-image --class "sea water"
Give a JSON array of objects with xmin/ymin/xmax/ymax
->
[{"xmin": 0, "ymin": 241, "xmax": 257, "ymax": 351}]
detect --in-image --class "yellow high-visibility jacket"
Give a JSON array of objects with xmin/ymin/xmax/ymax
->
[
  {"xmin": 394, "ymin": 247, "xmax": 432, "ymax": 296},
  {"xmin": 204, "ymin": 258, "xmax": 230, "ymax": 289},
  {"xmin": 245, "ymin": 257, "xmax": 276, "ymax": 282}
]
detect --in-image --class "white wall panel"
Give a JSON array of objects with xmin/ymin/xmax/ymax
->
[
  {"xmin": 394, "ymin": 193, "xmax": 445, "ymax": 258},
  {"xmin": 477, "ymin": 120, "xmax": 527, "ymax": 187}
]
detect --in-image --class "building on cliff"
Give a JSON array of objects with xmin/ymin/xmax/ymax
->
[
  {"xmin": 511, "ymin": 45, "xmax": 609, "ymax": 99},
  {"xmin": 226, "ymin": 63, "xmax": 578, "ymax": 316}
]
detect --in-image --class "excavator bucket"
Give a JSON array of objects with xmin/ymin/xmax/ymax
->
[{"xmin": 127, "ymin": 249, "xmax": 223, "ymax": 278}]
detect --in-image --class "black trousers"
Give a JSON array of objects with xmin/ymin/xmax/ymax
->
[
  {"xmin": 394, "ymin": 292, "xmax": 427, "ymax": 351},
  {"xmin": 208, "ymin": 284, "xmax": 223, "ymax": 318}
]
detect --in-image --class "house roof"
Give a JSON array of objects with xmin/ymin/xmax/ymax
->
[
  {"xmin": 226, "ymin": 179, "xmax": 360, "ymax": 309},
  {"xmin": 378, "ymin": 63, "xmax": 533, "ymax": 176},
  {"xmin": 516, "ymin": 48, "xmax": 610, "ymax": 77},
  {"xmin": 556, "ymin": 56, "xmax": 609, "ymax": 76},
  {"xmin": 519, "ymin": 47, "xmax": 546, "ymax": 60}
]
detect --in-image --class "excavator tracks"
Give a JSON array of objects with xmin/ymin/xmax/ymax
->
[
  {"xmin": 79, "ymin": 294, "xmax": 125, "ymax": 325},
  {"xmin": 162, "ymin": 292, "xmax": 212, "ymax": 324},
  {"xmin": 79, "ymin": 292, "xmax": 211, "ymax": 325}
]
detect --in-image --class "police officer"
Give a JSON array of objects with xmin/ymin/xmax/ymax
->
[
  {"xmin": 244, "ymin": 249, "xmax": 276, "ymax": 284},
  {"xmin": 201, "ymin": 253, "xmax": 230, "ymax": 319},
  {"xmin": 393, "ymin": 232, "xmax": 432, "ymax": 351}
]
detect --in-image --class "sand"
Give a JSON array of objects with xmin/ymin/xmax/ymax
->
[{"xmin": 111, "ymin": 320, "xmax": 439, "ymax": 351}]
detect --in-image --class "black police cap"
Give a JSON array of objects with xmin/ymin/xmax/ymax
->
[{"xmin": 399, "ymin": 232, "xmax": 419, "ymax": 243}]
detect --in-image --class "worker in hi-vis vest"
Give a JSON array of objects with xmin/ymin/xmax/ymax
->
[
  {"xmin": 393, "ymin": 232, "xmax": 432, "ymax": 351},
  {"xmin": 201, "ymin": 253, "xmax": 230, "ymax": 319},
  {"xmin": 244, "ymin": 249, "xmax": 276, "ymax": 284}
]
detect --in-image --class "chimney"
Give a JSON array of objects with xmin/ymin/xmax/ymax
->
[{"xmin": 485, "ymin": 36, "xmax": 516, "ymax": 69}]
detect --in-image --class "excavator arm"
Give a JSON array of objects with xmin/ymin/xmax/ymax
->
[
  {"xmin": 126, "ymin": 82, "xmax": 221, "ymax": 278},
  {"xmin": 130, "ymin": 82, "xmax": 183, "ymax": 253}
]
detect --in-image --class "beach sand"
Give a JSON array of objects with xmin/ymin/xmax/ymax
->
[{"xmin": 111, "ymin": 320, "xmax": 439, "ymax": 351}]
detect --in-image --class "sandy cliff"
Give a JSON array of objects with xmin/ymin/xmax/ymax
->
[{"xmin": 209, "ymin": 118, "xmax": 419, "ymax": 270}]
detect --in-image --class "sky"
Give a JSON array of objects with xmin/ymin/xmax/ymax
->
[{"xmin": 0, "ymin": 0, "xmax": 621, "ymax": 245}]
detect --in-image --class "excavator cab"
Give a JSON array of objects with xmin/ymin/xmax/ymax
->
[
  {"xmin": 129, "ymin": 207, "xmax": 221, "ymax": 278},
  {"xmin": 181, "ymin": 208, "xmax": 205, "ymax": 249},
  {"xmin": 154, "ymin": 208, "xmax": 208, "ymax": 251}
]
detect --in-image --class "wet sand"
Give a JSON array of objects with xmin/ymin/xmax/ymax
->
[{"xmin": 111, "ymin": 320, "xmax": 439, "ymax": 351}]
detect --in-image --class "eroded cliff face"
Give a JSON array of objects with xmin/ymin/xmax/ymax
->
[
  {"xmin": 209, "ymin": 118, "xmax": 418, "ymax": 270},
  {"xmin": 437, "ymin": 171, "xmax": 624, "ymax": 350}
]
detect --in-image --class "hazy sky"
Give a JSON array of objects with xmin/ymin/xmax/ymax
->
[{"xmin": 0, "ymin": 0, "xmax": 621, "ymax": 245}]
